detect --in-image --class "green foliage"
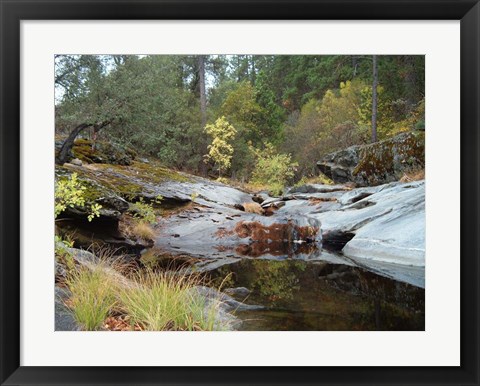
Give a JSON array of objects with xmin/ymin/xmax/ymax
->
[
  {"xmin": 130, "ymin": 196, "xmax": 161, "ymax": 224},
  {"xmin": 54, "ymin": 235, "xmax": 76, "ymax": 273},
  {"xmin": 283, "ymin": 82, "xmax": 366, "ymax": 177},
  {"xmin": 250, "ymin": 143, "xmax": 298, "ymax": 196},
  {"xmin": 88, "ymin": 203, "xmax": 102, "ymax": 222},
  {"xmin": 358, "ymin": 84, "xmax": 395, "ymax": 139},
  {"xmin": 56, "ymin": 54, "xmax": 425, "ymax": 179},
  {"xmin": 204, "ymin": 116, "xmax": 237, "ymax": 176},
  {"xmin": 55, "ymin": 172, "xmax": 86, "ymax": 217},
  {"xmin": 55, "ymin": 172, "xmax": 102, "ymax": 222},
  {"xmin": 254, "ymin": 70, "xmax": 286, "ymax": 143},
  {"xmin": 220, "ymin": 82, "xmax": 269, "ymax": 148}
]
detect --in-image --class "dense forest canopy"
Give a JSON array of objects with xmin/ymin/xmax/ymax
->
[{"xmin": 55, "ymin": 54, "xmax": 425, "ymax": 180}]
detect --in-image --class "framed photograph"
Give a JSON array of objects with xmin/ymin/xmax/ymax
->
[{"xmin": 1, "ymin": 0, "xmax": 479, "ymax": 385}]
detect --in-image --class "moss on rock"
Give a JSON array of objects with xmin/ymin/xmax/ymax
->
[
  {"xmin": 318, "ymin": 131, "xmax": 425, "ymax": 186},
  {"xmin": 71, "ymin": 139, "xmax": 135, "ymax": 166}
]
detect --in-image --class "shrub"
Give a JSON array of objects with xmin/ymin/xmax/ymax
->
[
  {"xmin": 130, "ymin": 196, "xmax": 161, "ymax": 224},
  {"xmin": 204, "ymin": 116, "xmax": 237, "ymax": 177},
  {"xmin": 55, "ymin": 172, "xmax": 102, "ymax": 221},
  {"xmin": 250, "ymin": 143, "xmax": 298, "ymax": 196},
  {"xmin": 216, "ymin": 177, "xmax": 230, "ymax": 185}
]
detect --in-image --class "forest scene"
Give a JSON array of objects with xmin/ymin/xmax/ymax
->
[{"xmin": 55, "ymin": 55, "xmax": 425, "ymax": 331}]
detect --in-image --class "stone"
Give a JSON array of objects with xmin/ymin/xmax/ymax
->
[
  {"xmin": 317, "ymin": 131, "xmax": 425, "ymax": 186},
  {"xmin": 188, "ymin": 286, "xmax": 263, "ymax": 330},
  {"xmin": 70, "ymin": 158, "xmax": 83, "ymax": 166},
  {"xmin": 155, "ymin": 208, "xmax": 322, "ymax": 260},
  {"xmin": 224, "ymin": 287, "xmax": 251, "ymax": 298},
  {"xmin": 55, "ymin": 286, "xmax": 81, "ymax": 331}
]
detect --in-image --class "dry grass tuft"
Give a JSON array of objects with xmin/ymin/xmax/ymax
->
[
  {"xmin": 131, "ymin": 221, "xmax": 155, "ymax": 240},
  {"xmin": 242, "ymin": 202, "xmax": 264, "ymax": 215},
  {"xmin": 400, "ymin": 168, "xmax": 425, "ymax": 183}
]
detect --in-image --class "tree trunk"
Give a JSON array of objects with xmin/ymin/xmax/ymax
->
[
  {"xmin": 371, "ymin": 55, "xmax": 378, "ymax": 143},
  {"xmin": 250, "ymin": 55, "xmax": 256, "ymax": 84},
  {"xmin": 56, "ymin": 121, "xmax": 111, "ymax": 165},
  {"xmin": 403, "ymin": 56, "xmax": 417, "ymax": 106},
  {"xmin": 198, "ymin": 55, "xmax": 207, "ymax": 128},
  {"xmin": 56, "ymin": 123, "xmax": 93, "ymax": 165}
]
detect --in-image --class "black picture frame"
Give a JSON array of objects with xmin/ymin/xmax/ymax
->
[{"xmin": 1, "ymin": 1, "xmax": 479, "ymax": 385}]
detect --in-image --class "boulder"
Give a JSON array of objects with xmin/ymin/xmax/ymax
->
[
  {"xmin": 317, "ymin": 131, "xmax": 425, "ymax": 186},
  {"xmin": 305, "ymin": 181, "xmax": 425, "ymax": 267},
  {"xmin": 155, "ymin": 206, "xmax": 322, "ymax": 260},
  {"xmin": 55, "ymin": 286, "xmax": 81, "ymax": 331},
  {"xmin": 55, "ymin": 165, "xmax": 130, "ymax": 221},
  {"xmin": 71, "ymin": 139, "xmax": 136, "ymax": 166}
]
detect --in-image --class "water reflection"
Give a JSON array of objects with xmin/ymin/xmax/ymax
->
[{"xmin": 209, "ymin": 259, "xmax": 424, "ymax": 331}]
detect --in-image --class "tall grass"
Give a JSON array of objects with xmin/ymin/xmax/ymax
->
[
  {"xmin": 65, "ymin": 266, "xmax": 117, "ymax": 330},
  {"xmin": 64, "ymin": 254, "xmax": 221, "ymax": 331},
  {"xmin": 117, "ymin": 270, "xmax": 218, "ymax": 331}
]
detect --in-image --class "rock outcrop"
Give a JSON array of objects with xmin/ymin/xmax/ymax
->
[
  {"xmin": 277, "ymin": 180, "xmax": 425, "ymax": 287},
  {"xmin": 55, "ymin": 138, "xmax": 137, "ymax": 166},
  {"xmin": 317, "ymin": 131, "xmax": 425, "ymax": 186}
]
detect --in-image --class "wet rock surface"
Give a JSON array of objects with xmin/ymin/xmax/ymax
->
[
  {"xmin": 154, "ymin": 177, "xmax": 424, "ymax": 287},
  {"xmin": 155, "ymin": 207, "xmax": 322, "ymax": 260}
]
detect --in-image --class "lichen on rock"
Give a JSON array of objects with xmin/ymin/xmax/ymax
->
[{"xmin": 317, "ymin": 131, "xmax": 425, "ymax": 186}]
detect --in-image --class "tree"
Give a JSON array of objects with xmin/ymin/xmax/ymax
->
[
  {"xmin": 204, "ymin": 117, "xmax": 237, "ymax": 177},
  {"xmin": 198, "ymin": 55, "xmax": 207, "ymax": 128},
  {"xmin": 371, "ymin": 55, "xmax": 378, "ymax": 143}
]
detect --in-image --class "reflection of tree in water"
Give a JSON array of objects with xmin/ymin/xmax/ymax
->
[
  {"xmin": 248, "ymin": 260, "xmax": 306, "ymax": 302},
  {"xmin": 210, "ymin": 259, "xmax": 308, "ymax": 303}
]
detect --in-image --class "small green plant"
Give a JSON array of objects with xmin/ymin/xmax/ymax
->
[
  {"xmin": 55, "ymin": 172, "xmax": 102, "ymax": 222},
  {"xmin": 130, "ymin": 196, "xmax": 161, "ymax": 224},
  {"xmin": 88, "ymin": 203, "xmax": 102, "ymax": 222},
  {"xmin": 55, "ymin": 234, "xmax": 76, "ymax": 273},
  {"xmin": 190, "ymin": 192, "xmax": 199, "ymax": 202}
]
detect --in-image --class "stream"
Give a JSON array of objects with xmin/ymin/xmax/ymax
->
[{"xmin": 206, "ymin": 256, "xmax": 424, "ymax": 331}]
